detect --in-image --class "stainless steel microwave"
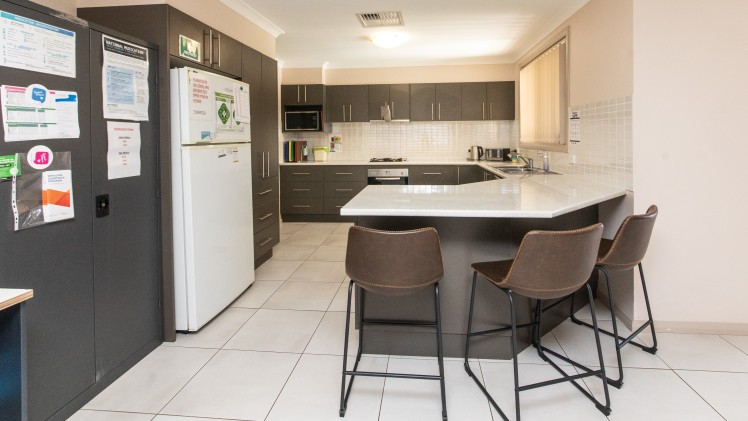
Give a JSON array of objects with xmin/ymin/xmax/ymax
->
[{"xmin": 284, "ymin": 110, "xmax": 321, "ymax": 131}]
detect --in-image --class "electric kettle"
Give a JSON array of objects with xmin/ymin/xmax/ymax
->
[{"xmin": 468, "ymin": 145, "xmax": 484, "ymax": 161}]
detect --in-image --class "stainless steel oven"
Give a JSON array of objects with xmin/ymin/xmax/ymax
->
[{"xmin": 367, "ymin": 168, "xmax": 409, "ymax": 185}]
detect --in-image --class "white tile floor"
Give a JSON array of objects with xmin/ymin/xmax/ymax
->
[{"xmin": 72, "ymin": 222, "xmax": 748, "ymax": 421}]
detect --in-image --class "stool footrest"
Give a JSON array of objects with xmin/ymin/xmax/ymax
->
[
  {"xmin": 361, "ymin": 318, "xmax": 437, "ymax": 328},
  {"xmin": 467, "ymin": 321, "xmax": 535, "ymax": 337},
  {"xmin": 344, "ymin": 370, "xmax": 443, "ymax": 381}
]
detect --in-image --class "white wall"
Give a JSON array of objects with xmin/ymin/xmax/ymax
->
[{"xmin": 633, "ymin": 0, "xmax": 748, "ymax": 331}]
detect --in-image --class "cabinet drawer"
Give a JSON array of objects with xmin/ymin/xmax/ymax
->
[
  {"xmin": 281, "ymin": 181, "xmax": 323, "ymax": 198},
  {"xmin": 324, "ymin": 181, "xmax": 366, "ymax": 198},
  {"xmin": 280, "ymin": 165, "xmax": 324, "ymax": 181},
  {"xmin": 409, "ymin": 166, "xmax": 458, "ymax": 185},
  {"xmin": 324, "ymin": 197, "xmax": 353, "ymax": 215},
  {"xmin": 323, "ymin": 166, "xmax": 366, "ymax": 181},
  {"xmin": 254, "ymin": 199, "xmax": 279, "ymax": 233},
  {"xmin": 253, "ymin": 176, "xmax": 278, "ymax": 207},
  {"xmin": 254, "ymin": 222, "xmax": 279, "ymax": 258},
  {"xmin": 281, "ymin": 197, "xmax": 324, "ymax": 214}
]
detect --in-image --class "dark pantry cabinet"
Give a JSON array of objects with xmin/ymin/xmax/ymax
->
[{"xmin": 0, "ymin": 1, "xmax": 161, "ymax": 419}]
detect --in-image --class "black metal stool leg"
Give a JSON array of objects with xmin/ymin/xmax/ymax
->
[
  {"xmin": 506, "ymin": 291, "xmax": 521, "ymax": 421},
  {"xmin": 464, "ymin": 271, "xmax": 478, "ymax": 369},
  {"xmin": 599, "ymin": 267, "xmax": 624, "ymax": 388},
  {"xmin": 435, "ymin": 283, "xmax": 448, "ymax": 421},
  {"xmin": 638, "ymin": 263, "xmax": 658, "ymax": 353},
  {"xmin": 586, "ymin": 282, "xmax": 612, "ymax": 414},
  {"xmin": 340, "ymin": 280, "xmax": 354, "ymax": 417}
]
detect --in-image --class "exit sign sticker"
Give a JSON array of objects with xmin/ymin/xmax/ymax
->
[{"xmin": 0, "ymin": 154, "xmax": 21, "ymax": 178}]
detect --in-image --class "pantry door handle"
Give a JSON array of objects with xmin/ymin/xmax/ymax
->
[
  {"xmin": 258, "ymin": 213, "xmax": 273, "ymax": 221},
  {"xmin": 216, "ymin": 32, "xmax": 221, "ymax": 67},
  {"xmin": 261, "ymin": 152, "xmax": 265, "ymax": 179},
  {"xmin": 203, "ymin": 29, "xmax": 213, "ymax": 66},
  {"xmin": 258, "ymin": 189, "xmax": 273, "ymax": 196}
]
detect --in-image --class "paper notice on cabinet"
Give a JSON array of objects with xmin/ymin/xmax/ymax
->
[
  {"xmin": 41, "ymin": 169, "xmax": 74, "ymax": 222},
  {"xmin": 0, "ymin": 10, "xmax": 76, "ymax": 78},
  {"xmin": 107, "ymin": 121, "xmax": 141, "ymax": 179},
  {"xmin": 1, "ymin": 84, "xmax": 80, "ymax": 141},
  {"xmin": 102, "ymin": 35, "xmax": 149, "ymax": 121}
]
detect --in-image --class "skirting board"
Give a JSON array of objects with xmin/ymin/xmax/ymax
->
[{"xmin": 605, "ymin": 294, "xmax": 748, "ymax": 335}]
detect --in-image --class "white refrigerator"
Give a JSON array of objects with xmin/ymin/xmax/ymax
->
[{"xmin": 170, "ymin": 67, "xmax": 254, "ymax": 331}]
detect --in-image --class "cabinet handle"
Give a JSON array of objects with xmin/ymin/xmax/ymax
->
[
  {"xmin": 216, "ymin": 32, "xmax": 221, "ymax": 67},
  {"xmin": 292, "ymin": 172, "xmax": 311, "ymax": 175},
  {"xmin": 482, "ymin": 102, "xmax": 485, "ymax": 120},
  {"xmin": 391, "ymin": 101, "xmax": 395, "ymax": 118},
  {"xmin": 261, "ymin": 151, "xmax": 265, "ymax": 179},
  {"xmin": 335, "ymin": 172, "xmax": 353, "ymax": 175},
  {"xmin": 292, "ymin": 188, "xmax": 310, "ymax": 192},
  {"xmin": 490, "ymin": 102, "xmax": 493, "ymax": 119},
  {"xmin": 304, "ymin": 85, "xmax": 307, "ymax": 102},
  {"xmin": 297, "ymin": 85, "xmax": 301, "ymax": 103},
  {"xmin": 265, "ymin": 152, "xmax": 270, "ymax": 177},
  {"xmin": 342, "ymin": 105, "xmax": 346, "ymax": 121},
  {"xmin": 423, "ymin": 172, "xmax": 443, "ymax": 175},
  {"xmin": 258, "ymin": 189, "xmax": 273, "ymax": 196},
  {"xmin": 431, "ymin": 103, "xmax": 434, "ymax": 120},
  {"xmin": 348, "ymin": 105, "xmax": 352, "ymax": 122},
  {"xmin": 292, "ymin": 205, "xmax": 311, "ymax": 208},
  {"xmin": 335, "ymin": 188, "xmax": 353, "ymax": 192},
  {"xmin": 258, "ymin": 213, "xmax": 273, "ymax": 221},
  {"xmin": 438, "ymin": 103, "xmax": 441, "ymax": 120},
  {"xmin": 203, "ymin": 29, "xmax": 213, "ymax": 65},
  {"xmin": 259, "ymin": 237, "xmax": 273, "ymax": 246}
]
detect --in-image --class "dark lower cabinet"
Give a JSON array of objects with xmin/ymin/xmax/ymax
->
[
  {"xmin": 409, "ymin": 165, "xmax": 458, "ymax": 185},
  {"xmin": 457, "ymin": 165, "xmax": 486, "ymax": 184}
]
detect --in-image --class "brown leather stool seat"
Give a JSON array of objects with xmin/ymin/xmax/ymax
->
[
  {"xmin": 340, "ymin": 226, "xmax": 447, "ymax": 421},
  {"xmin": 570, "ymin": 205, "xmax": 659, "ymax": 388},
  {"xmin": 464, "ymin": 223, "xmax": 611, "ymax": 420}
]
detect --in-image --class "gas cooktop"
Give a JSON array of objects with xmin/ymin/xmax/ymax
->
[{"xmin": 369, "ymin": 158, "xmax": 407, "ymax": 162}]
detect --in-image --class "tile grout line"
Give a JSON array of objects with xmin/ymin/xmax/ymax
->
[
  {"xmin": 718, "ymin": 334, "xmax": 748, "ymax": 358},
  {"xmin": 153, "ymin": 346, "xmax": 221, "ymax": 416},
  {"xmin": 671, "ymin": 370, "xmax": 729, "ymax": 421}
]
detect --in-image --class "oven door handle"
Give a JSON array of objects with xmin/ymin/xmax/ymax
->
[{"xmin": 374, "ymin": 177, "xmax": 403, "ymax": 181}]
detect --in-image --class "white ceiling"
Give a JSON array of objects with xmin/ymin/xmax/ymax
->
[{"xmin": 228, "ymin": 0, "xmax": 588, "ymax": 69}]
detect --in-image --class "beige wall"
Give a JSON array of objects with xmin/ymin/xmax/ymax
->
[
  {"xmin": 280, "ymin": 64, "xmax": 516, "ymax": 86},
  {"xmin": 519, "ymin": 0, "xmax": 633, "ymax": 106},
  {"xmin": 36, "ymin": 0, "xmax": 276, "ymax": 57},
  {"xmin": 633, "ymin": 0, "xmax": 748, "ymax": 331},
  {"xmin": 31, "ymin": 0, "xmax": 79, "ymax": 15}
]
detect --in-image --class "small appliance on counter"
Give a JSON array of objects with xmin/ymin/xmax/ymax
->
[
  {"xmin": 468, "ymin": 145, "xmax": 484, "ymax": 161},
  {"xmin": 485, "ymin": 148, "xmax": 511, "ymax": 161}
]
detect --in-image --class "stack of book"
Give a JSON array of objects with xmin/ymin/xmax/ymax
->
[{"xmin": 283, "ymin": 140, "xmax": 308, "ymax": 162}]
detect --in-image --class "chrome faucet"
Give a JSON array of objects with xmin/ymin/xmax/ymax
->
[{"xmin": 517, "ymin": 154, "xmax": 534, "ymax": 170}]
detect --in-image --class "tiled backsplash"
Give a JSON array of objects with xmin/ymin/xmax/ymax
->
[
  {"xmin": 521, "ymin": 95, "xmax": 633, "ymax": 190},
  {"xmin": 280, "ymin": 96, "xmax": 632, "ymax": 190},
  {"xmin": 282, "ymin": 120, "xmax": 518, "ymax": 162}
]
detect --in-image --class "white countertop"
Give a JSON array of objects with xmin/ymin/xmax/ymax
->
[
  {"xmin": 340, "ymin": 174, "xmax": 626, "ymax": 218},
  {"xmin": 0, "ymin": 289, "xmax": 33, "ymax": 312},
  {"xmin": 280, "ymin": 160, "xmax": 484, "ymax": 166}
]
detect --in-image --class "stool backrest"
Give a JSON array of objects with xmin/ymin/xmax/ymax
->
[
  {"xmin": 345, "ymin": 226, "xmax": 444, "ymax": 296},
  {"xmin": 502, "ymin": 223, "xmax": 603, "ymax": 300},
  {"xmin": 598, "ymin": 205, "xmax": 658, "ymax": 270}
]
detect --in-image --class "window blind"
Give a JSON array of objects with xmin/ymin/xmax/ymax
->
[{"xmin": 520, "ymin": 39, "xmax": 567, "ymax": 146}]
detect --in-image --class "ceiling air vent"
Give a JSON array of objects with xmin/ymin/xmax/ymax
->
[{"xmin": 356, "ymin": 11, "xmax": 404, "ymax": 28}]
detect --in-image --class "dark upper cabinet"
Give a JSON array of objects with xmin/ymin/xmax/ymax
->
[
  {"xmin": 410, "ymin": 83, "xmax": 435, "ymax": 121},
  {"xmin": 461, "ymin": 82, "xmax": 488, "ymax": 120},
  {"xmin": 486, "ymin": 81, "xmax": 515, "ymax": 120},
  {"xmin": 410, "ymin": 83, "xmax": 461, "ymax": 121},
  {"xmin": 167, "ymin": 7, "xmax": 241, "ymax": 77},
  {"xmin": 435, "ymin": 83, "xmax": 461, "ymax": 121},
  {"xmin": 368, "ymin": 84, "xmax": 410, "ymax": 121},
  {"xmin": 460, "ymin": 82, "xmax": 516, "ymax": 121},
  {"xmin": 282, "ymin": 84, "xmax": 324, "ymax": 106},
  {"xmin": 327, "ymin": 85, "xmax": 368, "ymax": 122}
]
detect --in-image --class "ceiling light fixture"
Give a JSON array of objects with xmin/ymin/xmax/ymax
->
[{"xmin": 371, "ymin": 33, "xmax": 405, "ymax": 48}]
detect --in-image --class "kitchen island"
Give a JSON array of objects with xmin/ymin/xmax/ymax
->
[{"xmin": 340, "ymin": 174, "xmax": 627, "ymax": 359}]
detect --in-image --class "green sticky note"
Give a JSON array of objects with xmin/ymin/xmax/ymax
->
[{"xmin": 0, "ymin": 154, "xmax": 20, "ymax": 178}]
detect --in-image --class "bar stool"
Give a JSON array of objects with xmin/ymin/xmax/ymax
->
[
  {"xmin": 340, "ymin": 226, "xmax": 448, "ymax": 421},
  {"xmin": 464, "ymin": 223, "xmax": 610, "ymax": 421},
  {"xmin": 570, "ymin": 205, "xmax": 659, "ymax": 388}
]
